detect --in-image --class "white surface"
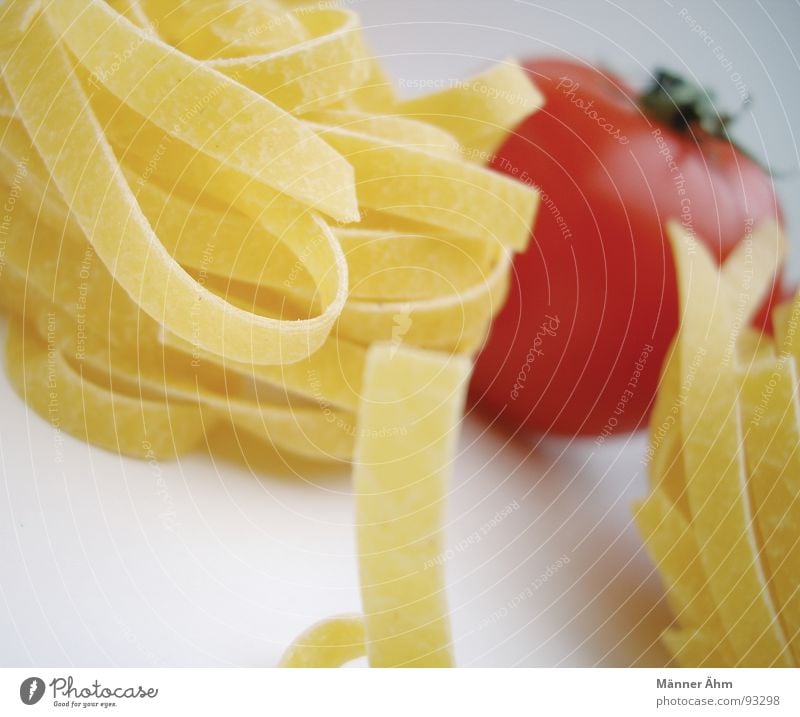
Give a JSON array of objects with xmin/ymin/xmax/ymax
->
[
  {"xmin": 0, "ymin": 317, "xmax": 668, "ymax": 667},
  {"xmin": 2, "ymin": 0, "xmax": 799, "ymax": 667}
]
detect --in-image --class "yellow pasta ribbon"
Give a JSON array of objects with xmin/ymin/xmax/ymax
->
[
  {"xmin": 637, "ymin": 220, "xmax": 797, "ymax": 667},
  {"xmin": 396, "ymin": 62, "xmax": 545, "ymax": 158},
  {"xmin": 280, "ymin": 615, "xmax": 367, "ymax": 668},
  {"xmin": 282, "ymin": 343, "xmax": 469, "ymax": 667}
]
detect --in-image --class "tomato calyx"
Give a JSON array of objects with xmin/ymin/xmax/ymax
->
[
  {"xmin": 638, "ymin": 68, "xmax": 737, "ymax": 138},
  {"xmin": 638, "ymin": 68, "xmax": 774, "ymax": 174}
]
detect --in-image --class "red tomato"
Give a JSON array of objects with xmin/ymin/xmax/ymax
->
[{"xmin": 470, "ymin": 58, "xmax": 784, "ymax": 437}]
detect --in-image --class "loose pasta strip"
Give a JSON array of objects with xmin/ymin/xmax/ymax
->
[
  {"xmin": 283, "ymin": 344, "xmax": 470, "ymax": 667},
  {"xmin": 280, "ymin": 615, "xmax": 366, "ymax": 668}
]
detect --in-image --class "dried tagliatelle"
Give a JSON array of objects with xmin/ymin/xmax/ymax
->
[
  {"xmin": 636, "ymin": 219, "xmax": 799, "ymax": 667},
  {"xmin": 0, "ymin": 0, "xmax": 541, "ymax": 669},
  {"xmin": 280, "ymin": 343, "xmax": 469, "ymax": 667},
  {"xmin": 0, "ymin": 0, "xmax": 541, "ymax": 463}
]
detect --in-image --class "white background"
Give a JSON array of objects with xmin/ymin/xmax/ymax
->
[{"xmin": 1, "ymin": 0, "xmax": 799, "ymax": 668}]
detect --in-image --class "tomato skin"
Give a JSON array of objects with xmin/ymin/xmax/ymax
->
[{"xmin": 470, "ymin": 58, "xmax": 783, "ymax": 436}]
